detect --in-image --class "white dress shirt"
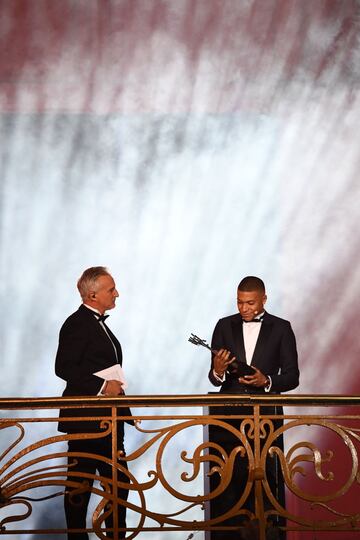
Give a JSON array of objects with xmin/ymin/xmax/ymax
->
[{"xmin": 242, "ymin": 315, "xmax": 264, "ymax": 364}]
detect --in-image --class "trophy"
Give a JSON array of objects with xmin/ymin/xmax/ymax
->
[{"xmin": 188, "ymin": 333, "xmax": 256, "ymax": 376}]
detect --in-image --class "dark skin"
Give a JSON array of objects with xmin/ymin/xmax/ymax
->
[
  {"xmin": 213, "ymin": 289, "xmax": 270, "ymax": 389},
  {"xmin": 213, "ymin": 349, "xmax": 269, "ymax": 388}
]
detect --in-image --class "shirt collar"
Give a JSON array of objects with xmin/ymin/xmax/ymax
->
[{"xmin": 83, "ymin": 303, "xmax": 102, "ymax": 316}]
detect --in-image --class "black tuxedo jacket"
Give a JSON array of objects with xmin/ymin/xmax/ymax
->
[
  {"xmin": 208, "ymin": 311, "xmax": 299, "ymax": 394},
  {"xmin": 55, "ymin": 304, "xmax": 132, "ymax": 434}
]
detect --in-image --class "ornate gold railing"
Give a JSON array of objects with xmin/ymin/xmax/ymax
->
[{"xmin": 1, "ymin": 394, "xmax": 360, "ymax": 539}]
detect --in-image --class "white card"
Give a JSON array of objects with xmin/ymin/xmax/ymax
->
[{"xmin": 93, "ymin": 363, "xmax": 128, "ymax": 389}]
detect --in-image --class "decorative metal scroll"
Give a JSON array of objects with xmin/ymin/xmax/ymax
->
[{"xmin": 1, "ymin": 395, "xmax": 360, "ymax": 539}]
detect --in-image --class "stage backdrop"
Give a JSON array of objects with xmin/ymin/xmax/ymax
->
[{"xmin": 1, "ymin": 1, "xmax": 360, "ymax": 539}]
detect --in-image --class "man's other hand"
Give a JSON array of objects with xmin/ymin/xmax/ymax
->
[
  {"xmin": 239, "ymin": 366, "xmax": 269, "ymax": 388},
  {"xmin": 103, "ymin": 380, "xmax": 124, "ymax": 396},
  {"xmin": 213, "ymin": 349, "xmax": 236, "ymax": 378}
]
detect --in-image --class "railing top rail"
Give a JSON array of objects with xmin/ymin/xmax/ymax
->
[{"xmin": 1, "ymin": 394, "xmax": 360, "ymax": 409}]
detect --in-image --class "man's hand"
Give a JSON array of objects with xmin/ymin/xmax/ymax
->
[
  {"xmin": 239, "ymin": 367, "xmax": 269, "ymax": 388},
  {"xmin": 213, "ymin": 349, "xmax": 236, "ymax": 378},
  {"xmin": 103, "ymin": 380, "xmax": 124, "ymax": 396}
]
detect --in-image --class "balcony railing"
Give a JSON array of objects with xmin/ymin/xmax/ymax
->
[{"xmin": 1, "ymin": 394, "xmax": 360, "ymax": 539}]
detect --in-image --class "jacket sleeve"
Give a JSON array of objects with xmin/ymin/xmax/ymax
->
[
  {"xmin": 269, "ymin": 321, "xmax": 299, "ymax": 393},
  {"xmin": 55, "ymin": 318, "xmax": 103, "ymax": 395},
  {"xmin": 208, "ymin": 319, "xmax": 224, "ymax": 387}
]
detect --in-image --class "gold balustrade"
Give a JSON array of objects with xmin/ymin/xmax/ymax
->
[{"xmin": 1, "ymin": 394, "xmax": 360, "ymax": 539}]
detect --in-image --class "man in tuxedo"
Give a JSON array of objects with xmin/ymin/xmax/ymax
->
[
  {"xmin": 208, "ymin": 276, "xmax": 299, "ymax": 539},
  {"xmin": 55, "ymin": 266, "xmax": 131, "ymax": 540}
]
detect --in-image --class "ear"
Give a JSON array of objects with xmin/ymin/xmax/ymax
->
[{"xmin": 263, "ymin": 294, "xmax": 267, "ymax": 304}]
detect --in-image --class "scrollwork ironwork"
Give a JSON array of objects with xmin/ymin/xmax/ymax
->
[{"xmin": 1, "ymin": 396, "xmax": 360, "ymax": 538}]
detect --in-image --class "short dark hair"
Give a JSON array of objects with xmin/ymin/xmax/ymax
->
[{"xmin": 237, "ymin": 276, "xmax": 265, "ymax": 293}]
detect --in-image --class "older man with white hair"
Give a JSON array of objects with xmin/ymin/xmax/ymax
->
[{"xmin": 55, "ymin": 266, "xmax": 132, "ymax": 540}]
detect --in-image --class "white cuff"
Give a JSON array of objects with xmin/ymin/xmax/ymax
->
[
  {"xmin": 97, "ymin": 380, "xmax": 107, "ymax": 396},
  {"xmin": 213, "ymin": 368, "xmax": 225, "ymax": 382},
  {"xmin": 264, "ymin": 375, "xmax": 272, "ymax": 392}
]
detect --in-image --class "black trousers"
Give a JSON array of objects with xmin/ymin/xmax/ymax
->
[
  {"xmin": 208, "ymin": 405, "xmax": 285, "ymax": 540},
  {"xmin": 65, "ymin": 435, "xmax": 128, "ymax": 540}
]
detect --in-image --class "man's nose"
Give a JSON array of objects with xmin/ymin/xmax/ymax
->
[{"xmin": 114, "ymin": 289, "xmax": 119, "ymax": 297}]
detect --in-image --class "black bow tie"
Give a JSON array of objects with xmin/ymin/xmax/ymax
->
[
  {"xmin": 95, "ymin": 314, "xmax": 109, "ymax": 323},
  {"xmin": 242, "ymin": 317, "xmax": 264, "ymax": 323}
]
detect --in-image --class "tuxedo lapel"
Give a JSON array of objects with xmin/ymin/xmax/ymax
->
[
  {"xmin": 104, "ymin": 323, "xmax": 122, "ymax": 364},
  {"xmin": 79, "ymin": 305, "xmax": 122, "ymax": 364},
  {"xmin": 80, "ymin": 305, "xmax": 108, "ymax": 340},
  {"xmin": 251, "ymin": 314, "xmax": 273, "ymax": 367},
  {"xmin": 231, "ymin": 315, "xmax": 246, "ymax": 363}
]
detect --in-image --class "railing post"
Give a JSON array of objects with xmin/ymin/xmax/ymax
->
[
  {"xmin": 112, "ymin": 405, "xmax": 118, "ymax": 540},
  {"xmin": 253, "ymin": 403, "xmax": 266, "ymax": 540}
]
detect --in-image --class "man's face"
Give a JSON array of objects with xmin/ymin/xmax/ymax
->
[
  {"xmin": 91, "ymin": 274, "xmax": 119, "ymax": 313},
  {"xmin": 237, "ymin": 289, "xmax": 267, "ymax": 321}
]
